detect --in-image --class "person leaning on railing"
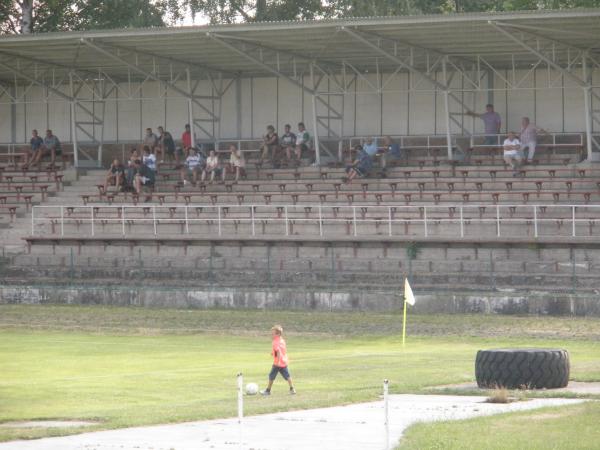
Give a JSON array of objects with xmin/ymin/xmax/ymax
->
[
  {"xmin": 466, "ymin": 104, "xmax": 501, "ymax": 146},
  {"xmin": 520, "ymin": 117, "xmax": 547, "ymax": 164}
]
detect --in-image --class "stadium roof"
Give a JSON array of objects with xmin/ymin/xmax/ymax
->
[{"xmin": 0, "ymin": 9, "xmax": 599, "ymax": 83}]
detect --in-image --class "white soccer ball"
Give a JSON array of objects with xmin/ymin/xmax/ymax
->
[{"xmin": 245, "ymin": 382, "xmax": 259, "ymax": 395}]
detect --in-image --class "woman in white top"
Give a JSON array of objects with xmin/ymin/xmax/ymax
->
[
  {"xmin": 503, "ymin": 131, "xmax": 522, "ymax": 175},
  {"xmin": 202, "ymin": 150, "xmax": 222, "ymax": 184},
  {"xmin": 223, "ymin": 144, "xmax": 246, "ymax": 182}
]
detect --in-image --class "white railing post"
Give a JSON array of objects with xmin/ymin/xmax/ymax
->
[
  {"xmin": 153, "ymin": 206, "xmax": 158, "ymax": 236},
  {"xmin": 383, "ymin": 379, "xmax": 390, "ymax": 450},
  {"xmin": 184, "ymin": 206, "xmax": 189, "ymax": 235},
  {"xmin": 217, "ymin": 206, "xmax": 222, "ymax": 236},
  {"xmin": 423, "ymin": 206, "xmax": 428, "ymax": 237},
  {"xmin": 319, "ymin": 205, "xmax": 323, "ymax": 236},
  {"xmin": 60, "ymin": 206, "xmax": 64, "ymax": 237},
  {"xmin": 533, "ymin": 205, "xmax": 538, "ymax": 238},
  {"xmin": 237, "ymin": 373, "xmax": 244, "ymax": 424},
  {"xmin": 496, "ymin": 205, "xmax": 500, "ymax": 237},
  {"xmin": 284, "ymin": 206, "xmax": 289, "ymax": 236},
  {"xmin": 121, "ymin": 206, "xmax": 125, "ymax": 236},
  {"xmin": 251, "ymin": 206, "xmax": 255, "ymax": 236},
  {"xmin": 31, "ymin": 207, "xmax": 34, "ymax": 235},
  {"xmin": 459, "ymin": 205, "xmax": 464, "ymax": 238},
  {"xmin": 388, "ymin": 206, "xmax": 392, "ymax": 237},
  {"xmin": 91, "ymin": 206, "xmax": 94, "ymax": 237},
  {"xmin": 572, "ymin": 206, "xmax": 576, "ymax": 237},
  {"xmin": 352, "ymin": 206, "xmax": 357, "ymax": 237}
]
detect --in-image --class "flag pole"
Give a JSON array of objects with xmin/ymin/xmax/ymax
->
[{"xmin": 402, "ymin": 293, "xmax": 407, "ymax": 347}]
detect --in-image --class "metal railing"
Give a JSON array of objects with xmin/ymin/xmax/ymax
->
[
  {"xmin": 31, "ymin": 203, "xmax": 600, "ymax": 240},
  {"xmin": 468, "ymin": 132, "xmax": 584, "ymax": 148}
]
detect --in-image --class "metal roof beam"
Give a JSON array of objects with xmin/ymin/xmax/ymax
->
[{"xmin": 0, "ymin": 61, "xmax": 73, "ymax": 101}]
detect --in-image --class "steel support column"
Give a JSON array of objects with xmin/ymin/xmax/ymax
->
[
  {"xmin": 442, "ymin": 56, "xmax": 453, "ymax": 160},
  {"xmin": 69, "ymin": 72, "xmax": 79, "ymax": 167},
  {"xmin": 186, "ymin": 68, "xmax": 196, "ymax": 149},
  {"xmin": 310, "ymin": 63, "xmax": 321, "ymax": 166},
  {"xmin": 582, "ymin": 53, "xmax": 594, "ymax": 160}
]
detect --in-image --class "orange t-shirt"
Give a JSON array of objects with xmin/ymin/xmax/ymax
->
[{"xmin": 272, "ymin": 335, "xmax": 289, "ymax": 368}]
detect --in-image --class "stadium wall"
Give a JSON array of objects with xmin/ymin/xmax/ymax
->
[{"xmin": 1, "ymin": 67, "xmax": 597, "ymax": 144}]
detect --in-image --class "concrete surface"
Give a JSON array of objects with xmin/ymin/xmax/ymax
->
[{"xmin": 0, "ymin": 394, "xmax": 584, "ymax": 450}]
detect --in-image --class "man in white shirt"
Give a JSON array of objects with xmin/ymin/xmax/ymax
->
[
  {"xmin": 180, "ymin": 147, "xmax": 204, "ymax": 186},
  {"xmin": 142, "ymin": 146, "xmax": 156, "ymax": 172},
  {"xmin": 503, "ymin": 131, "xmax": 522, "ymax": 175},
  {"xmin": 520, "ymin": 117, "xmax": 546, "ymax": 163}
]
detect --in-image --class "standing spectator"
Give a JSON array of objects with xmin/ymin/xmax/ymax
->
[
  {"xmin": 295, "ymin": 122, "xmax": 311, "ymax": 163},
  {"xmin": 467, "ymin": 104, "xmax": 501, "ymax": 146},
  {"xmin": 142, "ymin": 146, "xmax": 156, "ymax": 173},
  {"xmin": 22, "ymin": 129, "xmax": 44, "ymax": 169},
  {"xmin": 503, "ymin": 131, "xmax": 522, "ymax": 176},
  {"xmin": 281, "ymin": 124, "xmax": 297, "ymax": 163},
  {"xmin": 103, "ymin": 159, "xmax": 125, "ymax": 193},
  {"xmin": 181, "ymin": 123, "xmax": 193, "ymax": 154},
  {"xmin": 157, "ymin": 126, "xmax": 178, "ymax": 165},
  {"xmin": 180, "ymin": 147, "xmax": 204, "ymax": 186},
  {"xmin": 223, "ymin": 144, "xmax": 246, "ymax": 182},
  {"xmin": 133, "ymin": 159, "xmax": 155, "ymax": 197},
  {"xmin": 202, "ymin": 150, "xmax": 222, "ymax": 184},
  {"xmin": 143, "ymin": 128, "xmax": 158, "ymax": 153},
  {"xmin": 260, "ymin": 125, "xmax": 279, "ymax": 164},
  {"xmin": 381, "ymin": 136, "xmax": 402, "ymax": 169},
  {"xmin": 520, "ymin": 117, "xmax": 547, "ymax": 163}
]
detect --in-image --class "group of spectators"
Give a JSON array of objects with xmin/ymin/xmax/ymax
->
[
  {"xmin": 22, "ymin": 129, "xmax": 62, "ymax": 170},
  {"xmin": 259, "ymin": 122, "xmax": 312, "ymax": 168},
  {"xmin": 343, "ymin": 136, "xmax": 401, "ymax": 184}
]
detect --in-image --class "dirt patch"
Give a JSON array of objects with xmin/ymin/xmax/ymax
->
[
  {"xmin": 429, "ymin": 381, "xmax": 600, "ymax": 396},
  {"xmin": 0, "ymin": 420, "xmax": 98, "ymax": 429}
]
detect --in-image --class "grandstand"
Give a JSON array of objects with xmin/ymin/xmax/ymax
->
[{"xmin": 1, "ymin": 9, "xmax": 600, "ymax": 311}]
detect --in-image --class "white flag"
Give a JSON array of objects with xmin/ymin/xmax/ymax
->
[{"xmin": 404, "ymin": 278, "xmax": 416, "ymax": 306}]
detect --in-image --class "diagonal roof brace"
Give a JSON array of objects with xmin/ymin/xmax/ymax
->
[{"xmin": 0, "ymin": 61, "xmax": 73, "ymax": 101}]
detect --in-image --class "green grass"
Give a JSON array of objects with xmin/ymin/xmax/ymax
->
[
  {"xmin": 398, "ymin": 401, "xmax": 600, "ymax": 450},
  {"xmin": 1, "ymin": 304, "xmax": 600, "ymax": 443}
]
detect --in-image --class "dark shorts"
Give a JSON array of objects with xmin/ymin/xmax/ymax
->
[{"xmin": 269, "ymin": 365, "xmax": 290, "ymax": 381}]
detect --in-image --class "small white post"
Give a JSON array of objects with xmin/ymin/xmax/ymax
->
[
  {"xmin": 121, "ymin": 206, "xmax": 125, "ymax": 236},
  {"xmin": 423, "ymin": 206, "xmax": 428, "ymax": 237},
  {"xmin": 31, "ymin": 207, "xmax": 34, "ymax": 235},
  {"xmin": 319, "ymin": 205, "xmax": 323, "ymax": 236},
  {"xmin": 284, "ymin": 206, "xmax": 289, "ymax": 236},
  {"xmin": 60, "ymin": 206, "xmax": 64, "ymax": 237},
  {"xmin": 533, "ymin": 205, "xmax": 538, "ymax": 238},
  {"xmin": 388, "ymin": 206, "xmax": 392, "ymax": 237},
  {"xmin": 91, "ymin": 206, "xmax": 95, "ymax": 237},
  {"xmin": 572, "ymin": 206, "xmax": 576, "ymax": 237},
  {"xmin": 251, "ymin": 206, "xmax": 255, "ymax": 236},
  {"xmin": 496, "ymin": 204, "xmax": 500, "ymax": 237},
  {"xmin": 459, "ymin": 205, "xmax": 464, "ymax": 238},
  {"xmin": 217, "ymin": 206, "xmax": 222, "ymax": 236},
  {"xmin": 383, "ymin": 379, "xmax": 390, "ymax": 450},
  {"xmin": 237, "ymin": 372, "xmax": 244, "ymax": 424},
  {"xmin": 352, "ymin": 206, "xmax": 357, "ymax": 237},
  {"xmin": 153, "ymin": 206, "xmax": 157, "ymax": 236}
]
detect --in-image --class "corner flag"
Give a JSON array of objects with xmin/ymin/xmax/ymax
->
[{"xmin": 402, "ymin": 278, "xmax": 416, "ymax": 346}]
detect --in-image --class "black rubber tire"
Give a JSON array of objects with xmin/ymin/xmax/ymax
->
[{"xmin": 475, "ymin": 348, "xmax": 569, "ymax": 389}]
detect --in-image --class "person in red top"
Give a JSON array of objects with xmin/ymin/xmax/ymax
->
[
  {"xmin": 260, "ymin": 325, "xmax": 296, "ymax": 395},
  {"xmin": 181, "ymin": 124, "xmax": 192, "ymax": 157}
]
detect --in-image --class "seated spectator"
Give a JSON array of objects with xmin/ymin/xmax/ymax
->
[
  {"xmin": 133, "ymin": 159, "xmax": 155, "ymax": 197},
  {"xmin": 180, "ymin": 147, "xmax": 205, "ymax": 186},
  {"xmin": 104, "ymin": 159, "xmax": 125, "ymax": 193},
  {"xmin": 295, "ymin": 122, "xmax": 311, "ymax": 163},
  {"xmin": 202, "ymin": 150, "xmax": 222, "ymax": 184},
  {"xmin": 29, "ymin": 129, "xmax": 61, "ymax": 169},
  {"xmin": 260, "ymin": 125, "xmax": 279, "ymax": 164},
  {"xmin": 503, "ymin": 131, "xmax": 522, "ymax": 176},
  {"xmin": 342, "ymin": 145, "xmax": 373, "ymax": 184},
  {"xmin": 281, "ymin": 124, "xmax": 297, "ymax": 163},
  {"xmin": 520, "ymin": 117, "xmax": 547, "ymax": 164},
  {"xmin": 125, "ymin": 148, "xmax": 140, "ymax": 190},
  {"xmin": 22, "ymin": 129, "xmax": 44, "ymax": 169},
  {"xmin": 142, "ymin": 146, "xmax": 157, "ymax": 172},
  {"xmin": 381, "ymin": 136, "xmax": 401, "ymax": 169},
  {"xmin": 223, "ymin": 145, "xmax": 246, "ymax": 182},
  {"xmin": 362, "ymin": 137, "xmax": 379, "ymax": 157},
  {"xmin": 157, "ymin": 126, "xmax": 179, "ymax": 165}
]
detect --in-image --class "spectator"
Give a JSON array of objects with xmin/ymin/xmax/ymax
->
[
  {"xmin": 157, "ymin": 126, "xmax": 178, "ymax": 165},
  {"xmin": 142, "ymin": 146, "xmax": 156, "ymax": 173},
  {"xmin": 342, "ymin": 145, "xmax": 373, "ymax": 184},
  {"xmin": 143, "ymin": 128, "xmax": 158, "ymax": 152},
  {"xmin": 22, "ymin": 129, "xmax": 44, "ymax": 169},
  {"xmin": 295, "ymin": 122, "xmax": 311, "ymax": 163},
  {"xmin": 260, "ymin": 125, "xmax": 279, "ymax": 164},
  {"xmin": 362, "ymin": 137, "xmax": 379, "ymax": 157},
  {"xmin": 381, "ymin": 136, "xmax": 401, "ymax": 169},
  {"xmin": 202, "ymin": 150, "xmax": 222, "ymax": 184},
  {"xmin": 181, "ymin": 123, "xmax": 193, "ymax": 156},
  {"xmin": 503, "ymin": 131, "xmax": 522, "ymax": 176},
  {"xmin": 281, "ymin": 124, "xmax": 297, "ymax": 163},
  {"xmin": 125, "ymin": 148, "xmax": 140, "ymax": 190},
  {"xmin": 28, "ymin": 129, "xmax": 63, "ymax": 169},
  {"xmin": 467, "ymin": 104, "xmax": 501, "ymax": 146},
  {"xmin": 133, "ymin": 159, "xmax": 155, "ymax": 197},
  {"xmin": 520, "ymin": 117, "xmax": 547, "ymax": 163},
  {"xmin": 103, "ymin": 159, "xmax": 125, "ymax": 193},
  {"xmin": 223, "ymin": 144, "xmax": 246, "ymax": 182},
  {"xmin": 180, "ymin": 147, "xmax": 204, "ymax": 186}
]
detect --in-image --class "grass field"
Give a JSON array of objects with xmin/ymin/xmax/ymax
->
[{"xmin": 1, "ymin": 304, "xmax": 600, "ymax": 447}]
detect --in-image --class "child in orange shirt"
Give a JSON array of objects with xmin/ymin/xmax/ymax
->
[{"xmin": 261, "ymin": 325, "xmax": 296, "ymax": 395}]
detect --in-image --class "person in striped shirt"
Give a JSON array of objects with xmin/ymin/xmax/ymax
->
[{"xmin": 260, "ymin": 325, "xmax": 296, "ymax": 396}]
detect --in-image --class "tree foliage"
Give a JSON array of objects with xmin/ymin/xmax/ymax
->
[{"xmin": 0, "ymin": 0, "xmax": 599, "ymax": 33}]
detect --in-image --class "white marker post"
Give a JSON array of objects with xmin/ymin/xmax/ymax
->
[
  {"xmin": 383, "ymin": 379, "xmax": 390, "ymax": 450},
  {"xmin": 237, "ymin": 373, "xmax": 244, "ymax": 450}
]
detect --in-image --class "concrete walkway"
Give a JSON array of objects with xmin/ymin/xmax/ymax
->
[{"xmin": 0, "ymin": 395, "xmax": 584, "ymax": 450}]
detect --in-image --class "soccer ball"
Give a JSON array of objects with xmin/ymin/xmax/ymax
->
[{"xmin": 245, "ymin": 382, "xmax": 259, "ymax": 395}]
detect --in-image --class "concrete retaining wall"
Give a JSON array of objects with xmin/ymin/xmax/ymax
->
[{"xmin": 2, "ymin": 284, "xmax": 600, "ymax": 316}]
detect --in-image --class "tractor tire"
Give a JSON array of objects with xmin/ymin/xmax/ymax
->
[{"xmin": 475, "ymin": 348, "xmax": 569, "ymax": 389}]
